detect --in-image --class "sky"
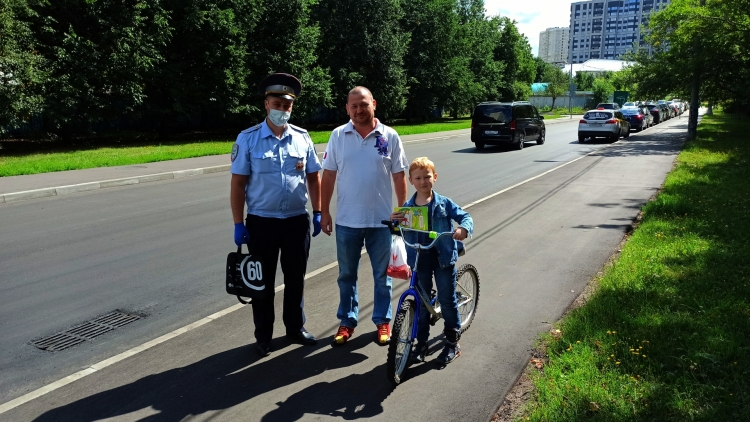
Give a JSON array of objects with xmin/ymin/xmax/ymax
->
[{"xmin": 483, "ymin": 0, "xmax": 573, "ymax": 57}]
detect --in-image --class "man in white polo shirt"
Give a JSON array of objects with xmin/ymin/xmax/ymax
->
[{"xmin": 320, "ymin": 86, "xmax": 408, "ymax": 345}]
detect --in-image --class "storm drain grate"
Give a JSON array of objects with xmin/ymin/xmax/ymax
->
[
  {"xmin": 31, "ymin": 311, "xmax": 141, "ymax": 352},
  {"xmin": 92, "ymin": 311, "xmax": 140, "ymax": 328},
  {"xmin": 31, "ymin": 333, "xmax": 85, "ymax": 352}
]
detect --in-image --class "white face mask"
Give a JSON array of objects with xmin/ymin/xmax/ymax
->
[{"xmin": 268, "ymin": 109, "xmax": 291, "ymax": 127}]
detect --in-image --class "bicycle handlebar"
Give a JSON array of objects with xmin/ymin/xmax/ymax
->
[{"xmin": 380, "ymin": 220, "xmax": 454, "ymax": 251}]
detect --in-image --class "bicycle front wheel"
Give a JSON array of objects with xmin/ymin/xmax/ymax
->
[
  {"xmin": 456, "ymin": 264, "xmax": 480, "ymax": 333},
  {"xmin": 387, "ymin": 298, "xmax": 415, "ymax": 385}
]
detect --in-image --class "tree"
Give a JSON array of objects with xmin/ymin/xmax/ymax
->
[
  {"xmin": 610, "ymin": 67, "xmax": 637, "ymax": 92},
  {"xmin": 141, "ymin": 0, "xmax": 258, "ymax": 132},
  {"xmin": 315, "ymin": 0, "xmax": 408, "ymax": 121},
  {"xmin": 574, "ymin": 71, "xmax": 595, "ymax": 91},
  {"xmin": 400, "ymin": 0, "xmax": 460, "ymax": 120},
  {"xmin": 443, "ymin": 6, "xmax": 505, "ymax": 118},
  {"xmin": 493, "ymin": 16, "xmax": 534, "ymax": 101},
  {"xmin": 533, "ymin": 57, "xmax": 552, "ymax": 83},
  {"xmin": 543, "ymin": 65, "xmax": 568, "ymax": 109},
  {"xmin": 244, "ymin": 0, "xmax": 332, "ymax": 123},
  {"xmin": 30, "ymin": 0, "xmax": 171, "ymax": 135},
  {"xmin": 592, "ymin": 77, "xmax": 614, "ymax": 105},
  {"xmin": 0, "ymin": 0, "xmax": 47, "ymax": 132},
  {"xmin": 627, "ymin": 0, "xmax": 750, "ymax": 136}
]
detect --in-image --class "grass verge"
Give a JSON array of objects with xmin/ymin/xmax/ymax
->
[
  {"xmin": 0, "ymin": 118, "xmax": 471, "ymax": 177},
  {"xmin": 520, "ymin": 110, "xmax": 750, "ymax": 421},
  {"xmin": 539, "ymin": 106, "xmax": 588, "ymax": 118}
]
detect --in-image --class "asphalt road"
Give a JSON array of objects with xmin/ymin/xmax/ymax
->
[{"xmin": 0, "ymin": 116, "xmax": 690, "ymax": 421}]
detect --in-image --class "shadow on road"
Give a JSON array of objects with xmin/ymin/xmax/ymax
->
[
  {"xmin": 467, "ymin": 156, "xmax": 604, "ymax": 250},
  {"xmin": 32, "ymin": 334, "xmax": 392, "ymax": 421},
  {"xmin": 452, "ymin": 143, "xmax": 543, "ymax": 154}
]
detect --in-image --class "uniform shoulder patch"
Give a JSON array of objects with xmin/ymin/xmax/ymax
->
[
  {"xmin": 241, "ymin": 124, "xmax": 261, "ymax": 134},
  {"xmin": 288, "ymin": 123, "xmax": 308, "ymax": 133},
  {"xmin": 230, "ymin": 143, "xmax": 239, "ymax": 162}
]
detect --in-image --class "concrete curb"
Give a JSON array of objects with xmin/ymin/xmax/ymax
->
[{"xmin": 1, "ymin": 164, "xmax": 231, "ymax": 204}]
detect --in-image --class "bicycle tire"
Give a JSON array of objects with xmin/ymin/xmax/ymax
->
[
  {"xmin": 386, "ymin": 298, "xmax": 415, "ymax": 385},
  {"xmin": 456, "ymin": 264, "xmax": 480, "ymax": 334}
]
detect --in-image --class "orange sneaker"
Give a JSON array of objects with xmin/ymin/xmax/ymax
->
[
  {"xmin": 376, "ymin": 323, "xmax": 391, "ymax": 344},
  {"xmin": 333, "ymin": 326, "xmax": 354, "ymax": 345}
]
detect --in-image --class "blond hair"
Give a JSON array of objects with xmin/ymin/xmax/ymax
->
[{"xmin": 409, "ymin": 157, "xmax": 436, "ymax": 176}]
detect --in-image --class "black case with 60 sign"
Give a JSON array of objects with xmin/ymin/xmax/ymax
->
[{"xmin": 226, "ymin": 245, "xmax": 267, "ymax": 303}]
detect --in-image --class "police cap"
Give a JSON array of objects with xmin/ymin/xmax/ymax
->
[{"xmin": 258, "ymin": 73, "xmax": 302, "ymax": 101}]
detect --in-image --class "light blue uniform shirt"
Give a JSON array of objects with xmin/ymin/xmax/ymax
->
[{"xmin": 230, "ymin": 121, "xmax": 322, "ymax": 218}]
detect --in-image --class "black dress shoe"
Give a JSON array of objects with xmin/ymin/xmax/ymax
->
[
  {"xmin": 286, "ymin": 329, "xmax": 317, "ymax": 345},
  {"xmin": 256, "ymin": 341, "xmax": 272, "ymax": 357}
]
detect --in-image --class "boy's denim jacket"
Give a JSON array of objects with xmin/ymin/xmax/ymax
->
[{"xmin": 402, "ymin": 190, "xmax": 473, "ymax": 270}]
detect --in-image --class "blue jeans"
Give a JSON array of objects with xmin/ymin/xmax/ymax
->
[
  {"xmin": 415, "ymin": 251, "xmax": 461, "ymax": 344},
  {"xmin": 335, "ymin": 225, "xmax": 392, "ymax": 327}
]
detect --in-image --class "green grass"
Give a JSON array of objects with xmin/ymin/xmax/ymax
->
[
  {"xmin": 307, "ymin": 118, "xmax": 471, "ymax": 143},
  {"xmin": 522, "ymin": 111, "xmax": 750, "ymax": 421},
  {"xmin": 539, "ymin": 106, "xmax": 588, "ymax": 117},
  {"xmin": 0, "ymin": 141, "xmax": 234, "ymax": 177},
  {"xmin": 0, "ymin": 118, "xmax": 471, "ymax": 177}
]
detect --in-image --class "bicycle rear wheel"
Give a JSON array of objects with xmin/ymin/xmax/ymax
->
[
  {"xmin": 387, "ymin": 298, "xmax": 415, "ymax": 385},
  {"xmin": 456, "ymin": 264, "xmax": 480, "ymax": 333}
]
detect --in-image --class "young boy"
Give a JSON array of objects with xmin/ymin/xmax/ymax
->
[{"xmin": 390, "ymin": 157, "xmax": 473, "ymax": 364}]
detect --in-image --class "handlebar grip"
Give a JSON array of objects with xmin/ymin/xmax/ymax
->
[{"xmin": 380, "ymin": 220, "xmax": 392, "ymax": 226}]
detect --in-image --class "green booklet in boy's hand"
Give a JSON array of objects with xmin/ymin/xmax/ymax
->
[{"xmin": 394, "ymin": 207, "xmax": 429, "ymax": 230}]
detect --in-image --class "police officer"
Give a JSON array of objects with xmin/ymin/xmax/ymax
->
[{"xmin": 230, "ymin": 73, "xmax": 322, "ymax": 357}]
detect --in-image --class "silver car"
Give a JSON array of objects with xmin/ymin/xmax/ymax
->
[{"xmin": 578, "ymin": 110, "xmax": 630, "ymax": 143}]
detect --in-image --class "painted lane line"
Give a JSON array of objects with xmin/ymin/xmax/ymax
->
[{"xmin": 0, "ymin": 143, "xmax": 608, "ymax": 414}]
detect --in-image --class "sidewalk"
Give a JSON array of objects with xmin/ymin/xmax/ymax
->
[{"xmin": 0, "ymin": 120, "xmax": 579, "ymax": 204}]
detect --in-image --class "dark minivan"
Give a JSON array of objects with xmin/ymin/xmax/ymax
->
[{"xmin": 471, "ymin": 101, "xmax": 545, "ymax": 150}]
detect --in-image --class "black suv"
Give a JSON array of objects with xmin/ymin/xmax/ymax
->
[{"xmin": 470, "ymin": 101, "xmax": 545, "ymax": 150}]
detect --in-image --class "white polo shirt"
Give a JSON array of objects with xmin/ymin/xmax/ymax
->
[{"xmin": 322, "ymin": 119, "xmax": 408, "ymax": 228}]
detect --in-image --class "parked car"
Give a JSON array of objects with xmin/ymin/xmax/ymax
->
[
  {"xmin": 578, "ymin": 109, "xmax": 630, "ymax": 143},
  {"xmin": 657, "ymin": 100, "xmax": 673, "ymax": 120},
  {"xmin": 670, "ymin": 102, "xmax": 683, "ymax": 116},
  {"xmin": 623, "ymin": 102, "xmax": 637, "ymax": 107},
  {"xmin": 596, "ymin": 102, "xmax": 621, "ymax": 110},
  {"xmin": 470, "ymin": 101, "xmax": 545, "ymax": 150},
  {"xmin": 621, "ymin": 107, "xmax": 652, "ymax": 131},
  {"xmin": 645, "ymin": 103, "xmax": 664, "ymax": 124},
  {"xmin": 662, "ymin": 104, "xmax": 675, "ymax": 119}
]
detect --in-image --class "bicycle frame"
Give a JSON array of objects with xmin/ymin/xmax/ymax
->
[{"xmin": 393, "ymin": 226, "xmax": 454, "ymax": 341}]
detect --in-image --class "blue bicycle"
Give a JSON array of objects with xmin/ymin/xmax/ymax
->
[{"xmin": 381, "ymin": 220, "xmax": 480, "ymax": 385}]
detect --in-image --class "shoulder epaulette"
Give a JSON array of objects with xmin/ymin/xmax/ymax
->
[
  {"xmin": 288, "ymin": 123, "xmax": 308, "ymax": 133},
  {"xmin": 241, "ymin": 124, "xmax": 262, "ymax": 134}
]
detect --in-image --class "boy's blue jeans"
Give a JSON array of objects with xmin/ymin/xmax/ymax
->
[
  {"xmin": 335, "ymin": 225, "xmax": 393, "ymax": 328},
  {"xmin": 415, "ymin": 250, "xmax": 461, "ymax": 344}
]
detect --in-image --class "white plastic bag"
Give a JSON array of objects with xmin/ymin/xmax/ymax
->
[{"xmin": 387, "ymin": 236, "xmax": 411, "ymax": 280}]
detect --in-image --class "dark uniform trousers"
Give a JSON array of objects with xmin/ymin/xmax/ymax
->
[{"xmin": 245, "ymin": 213, "xmax": 310, "ymax": 342}]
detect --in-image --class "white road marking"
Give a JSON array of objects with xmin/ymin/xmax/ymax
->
[{"xmin": 0, "ymin": 136, "xmax": 611, "ymax": 415}]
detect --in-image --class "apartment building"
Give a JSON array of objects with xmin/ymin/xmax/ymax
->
[
  {"xmin": 568, "ymin": 0, "xmax": 671, "ymax": 64},
  {"xmin": 538, "ymin": 27, "xmax": 570, "ymax": 65}
]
